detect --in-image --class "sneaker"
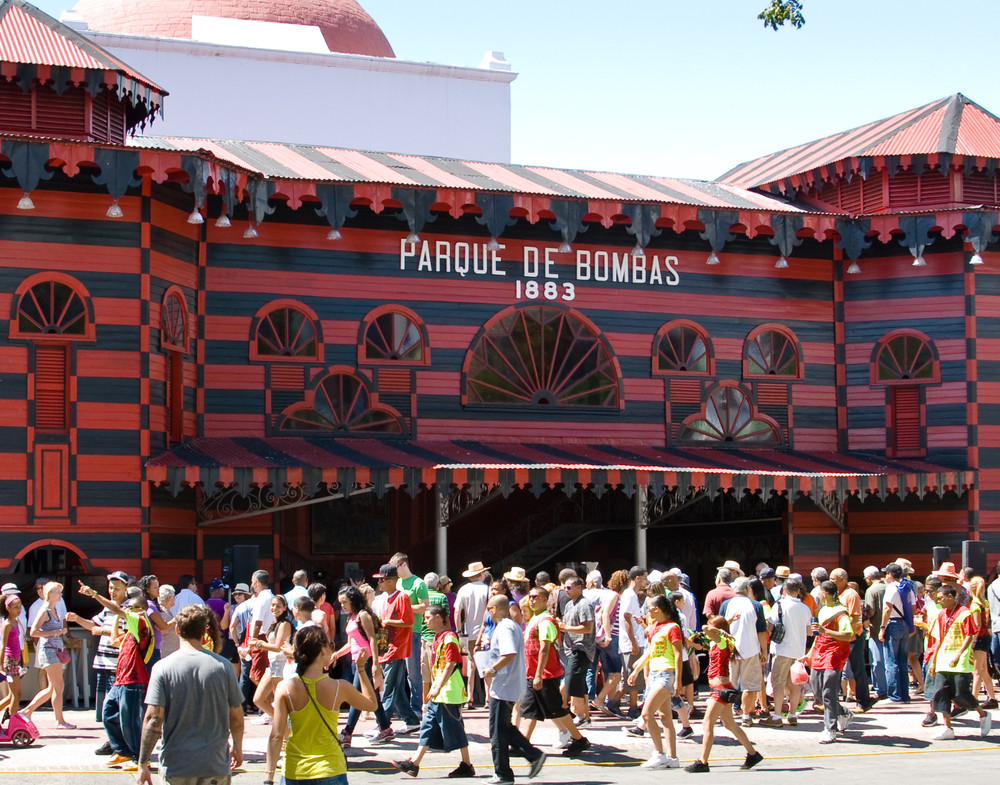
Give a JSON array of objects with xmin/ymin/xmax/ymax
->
[
  {"xmin": 921, "ymin": 712, "xmax": 939, "ymax": 727},
  {"xmin": 677, "ymin": 726, "xmax": 695, "ymax": 739},
  {"xmin": 371, "ymin": 728, "xmax": 396, "ymax": 745},
  {"xmin": 951, "ymin": 706, "xmax": 969, "ymax": 719},
  {"xmin": 398, "ymin": 724, "xmax": 421, "ymax": 736},
  {"xmin": 684, "ymin": 760, "xmax": 710, "ymax": 773},
  {"xmin": 688, "ymin": 706, "xmax": 703, "ymax": 720},
  {"xmin": 562, "ymin": 736, "xmax": 590, "ymax": 757},
  {"xmin": 484, "ymin": 777, "xmax": 514, "ymax": 785},
  {"xmin": 56, "ymin": 722, "xmax": 77, "ymax": 730},
  {"xmin": 786, "ymin": 716, "xmax": 798, "ymax": 726},
  {"xmin": 528, "ymin": 752, "xmax": 547, "ymax": 779},
  {"xmin": 573, "ymin": 716, "xmax": 592, "ymax": 728},
  {"xmin": 622, "ymin": 724, "xmax": 645, "ymax": 737},
  {"xmin": 932, "ymin": 726, "xmax": 955, "ymax": 740},
  {"xmin": 95, "ymin": 741, "xmax": 114, "ymax": 756},
  {"xmin": 981, "ymin": 712, "xmax": 993, "ymax": 737},
  {"xmin": 555, "ymin": 729, "xmax": 573, "ymax": 749},
  {"xmin": 604, "ymin": 702, "xmax": 624, "ymax": 718},
  {"xmin": 758, "ymin": 717, "xmax": 782, "ymax": 728},
  {"xmin": 740, "ymin": 751, "xmax": 764, "ymax": 770},
  {"xmin": 818, "ymin": 729, "xmax": 836, "ymax": 744},
  {"xmin": 391, "ymin": 759, "xmax": 419, "ymax": 777},
  {"xmin": 119, "ymin": 762, "xmax": 139, "ymax": 773},
  {"xmin": 642, "ymin": 752, "xmax": 670, "ymax": 769},
  {"xmin": 741, "ymin": 716, "xmax": 753, "ymax": 727},
  {"xmin": 837, "ymin": 712, "xmax": 852, "ymax": 733},
  {"xmin": 365, "ymin": 727, "xmax": 381, "ymax": 739},
  {"xmin": 627, "ymin": 706, "xmax": 641, "ymax": 719},
  {"xmin": 983, "ymin": 698, "xmax": 999, "ymax": 709},
  {"xmin": 252, "ymin": 714, "xmax": 272, "ymax": 725},
  {"xmin": 107, "ymin": 754, "xmax": 132, "ymax": 767},
  {"xmin": 447, "ymin": 762, "xmax": 476, "ymax": 778}
]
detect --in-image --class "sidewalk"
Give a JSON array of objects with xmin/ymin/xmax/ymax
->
[{"xmin": 2, "ymin": 698, "xmax": 996, "ymax": 774}]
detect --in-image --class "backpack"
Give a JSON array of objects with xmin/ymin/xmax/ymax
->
[
  {"xmin": 359, "ymin": 611, "xmax": 390, "ymax": 658},
  {"xmin": 897, "ymin": 579, "xmax": 915, "ymax": 634}
]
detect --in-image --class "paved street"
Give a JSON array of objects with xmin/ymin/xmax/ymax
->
[{"xmin": 3, "ymin": 699, "xmax": 999, "ymax": 783}]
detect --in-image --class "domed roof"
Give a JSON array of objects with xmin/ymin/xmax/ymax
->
[{"xmin": 72, "ymin": 0, "xmax": 394, "ymax": 58}]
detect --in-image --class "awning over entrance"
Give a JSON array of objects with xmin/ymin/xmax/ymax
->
[{"xmin": 146, "ymin": 437, "xmax": 971, "ymax": 499}]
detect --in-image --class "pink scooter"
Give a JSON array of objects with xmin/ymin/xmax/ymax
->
[{"xmin": 0, "ymin": 712, "xmax": 39, "ymax": 747}]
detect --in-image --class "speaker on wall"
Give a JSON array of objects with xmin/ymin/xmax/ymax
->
[
  {"xmin": 962, "ymin": 540, "xmax": 988, "ymax": 578},
  {"xmin": 932, "ymin": 546, "xmax": 951, "ymax": 570},
  {"xmin": 231, "ymin": 545, "xmax": 260, "ymax": 586}
]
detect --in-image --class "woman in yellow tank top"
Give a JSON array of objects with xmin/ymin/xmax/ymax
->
[{"xmin": 265, "ymin": 625, "xmax": 377, "ymax": 785}]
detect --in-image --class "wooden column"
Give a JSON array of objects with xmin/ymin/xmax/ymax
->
[
  {"xmin": 436, "ymin": 487, "xmax": 448, "ymax": 576},
  {"xmin": 634, "ymin": 485, "xmax": 648, "ymax": 568}
]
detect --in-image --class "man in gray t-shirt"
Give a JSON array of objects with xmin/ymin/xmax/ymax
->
[
  {"xmin": 137, "ymin": 606, "xmax": 244, "ymax": 785},
  {"xmin": 484, "ymin": 597, "xmax": 545, "ymax": 782}
]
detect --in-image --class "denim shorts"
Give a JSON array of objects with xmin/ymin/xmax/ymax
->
[
  {"xmin": 648, "ymin": 669, "xmax": 676, "ymax": 694},
  {"xmin": 418, "ymin": 701, "xmax": 468, "ymax": 752}
]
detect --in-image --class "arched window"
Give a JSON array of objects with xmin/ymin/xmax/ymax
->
[
  {"xmin": 359, "ymin": 306, "xmax": 429, "ymax": 365},
  {"xmin": 463, "ymin": 304, "xmax": 622, "ymax": 409},
  {"xmin": 279, "ymin": 369, "xmax": 404, "ymax": 434},
  {"xmin": 160, "ymin": 289, "xmax": 188, "ymax": 353},
  {"xmin": 871, "ymin": 330, "xmax": 939, "ymax": 384},
  {"xmin": 250, "ymin": 300, "xmax": 322, "ymax": 362},
  {"xmin": 743, "ymin": 324, "xmax": 802, "ymax": 379},
  {"xmin": 653, "ymin": 320, "xmax": 713, "ymax": 375},
  {"xmin": 11, "ymin": 274, "xmax": 94, "ymax": 341},
  {"xmin": 870, "ymin": 330, "xmax": 938, "ymax": 457},
  {"xmin": 677, "ymin": 383, "xmax": 782, "ymax": 444}
]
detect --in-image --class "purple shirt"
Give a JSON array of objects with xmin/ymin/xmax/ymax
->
[{"xmin": 207, "ymin": 597, "xmax": 229, "ymax": 639}]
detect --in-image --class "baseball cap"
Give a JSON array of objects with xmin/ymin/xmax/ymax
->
[
  {"xmin": 1, "ymin": 582, "xmax": 20, "ymax": 595},
  {"xmin": 373, "ymin": 564, "xmax": 398, "ymax": 580},
  {"xmin": 106, "ymin": 570, "xmax": 129, "ymax": 583},
  {"xmin": 209, "ymin": 578, "xmax": 229, "ymax": 591}
]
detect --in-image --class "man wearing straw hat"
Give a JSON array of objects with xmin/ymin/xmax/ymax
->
[{"xmin": 455, "ymin": 562, "xmax": 490, "ymax": 708}]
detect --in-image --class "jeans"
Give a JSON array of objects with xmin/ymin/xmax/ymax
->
[
  {"xmin": 103, "ymin": 683, "xmax": 147, "ymax": 759},
  {"xmin": 489, "ymin": 696, "xmax": 542, "ymax": 781},
  {"xmin": 868, "ymin": 635, "xmax": 887, "ymax": 697},
  {"xmin": 406, "ymin": 631, "xmax": 423, "ymax": 717},
  {"xmin": 344, "ymin": 656, "xmax": 390, "ymax": 734},
  {"xmin": 586, "ymin": 651, "xmax": 599, "ymax": 700},
  {"xmin": 239, "ymin": 657, "xmax": 255, "ymax": 710},
  {"xmin": 848, "ymin": 633, "xmax": 872, "ymax": 708},
  {"xmin": 883, "ymin": 619, "xmax": 910, "ymax": 702},
  {"xmin": 382, "ymin": 658, "xmax": 420, "ymax": 727},
  {"xmin": 811, "ymin": 667, "xmax": 851, "ymax": 732},
  {"xmin": 94, "ymin": 669, "xmax": 114, "ymax": 722}
]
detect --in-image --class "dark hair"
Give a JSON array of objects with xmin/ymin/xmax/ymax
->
[
  {"xmin": 138, "ymin": 575, "xmax": 160, "ymax": 606},
  {"xmin": 706, "ymin": 615, "xmax": 730, "ymax": 633},
  {"xmin": 426, "ymin": 603, "xmax": 448, "ymax": 622},
  {"xmin": 885, "ymin": 563, "xmax": 903, "ymax": 579},
  {"xmin": 252, "ymin": 569, "xmax": 270, "ymax": 586},
  {"xmin": 748, "ymin": 578, "xmax": 766, "ymax": 603},
  {"xmin": 534, "ymin": 571, "xmax": 550, "ymax": 587},
  {"xmin": 668, "ymin": 590, "xmax": 685, "ymax": 609},
  {"xmin": 491, "ymin": 578, "xmax": 512, "ymax": 598},
  {"xmin": 629, "ymin": 566, "xmax": 647, "ymax": 581},
  {"xmin": 338, "ymin": 585, "xmax": 368, "ymax": 615},
  {"xmin": 267, "ymin": 594, "xmax": 290, "ymax": 637},
  {"xmin": 293, "ymin": 625, "xmax": 330, "ymax": 676},
  {"xmin": 308, "ymin": 582, "xmax": 327, "ymax": 603},
  {"xmin": 784, "ymin": 577, "xmax": 803, "ymax": 596},
  {"xmin": 939, "ymin": 583, "xmax": 958, "ymax": 597},
  {"xmin": 649, "ymin": 594, "xmax": 681, "ymax": 627},
  {"xmin": 820, "ymin": 579, "xmax": 838, "ymax": 597},
  {"xmin": 294, "ymin": 596, "xmax": 315, "ymax": 614},
  {"xmin": 175, "ymin": 574, "xmax": 195, "ymax": 593},
  {"xmin": 532, "ymin": 586, "xmax": 550, "ymax": 601}
]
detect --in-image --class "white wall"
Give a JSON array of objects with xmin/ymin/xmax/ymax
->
[{"xmin": 85, "ymin": 31, "xmax": 516, "ymax": 162}]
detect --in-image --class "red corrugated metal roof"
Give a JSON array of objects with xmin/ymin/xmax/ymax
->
[{"xmin": 718, "ymin": 94, "xmax": 1000, "ymax": 189}]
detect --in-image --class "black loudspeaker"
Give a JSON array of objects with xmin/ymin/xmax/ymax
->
[
  {"xmin": 963, "ymin": 540, "xmax": 989, "ymax": 578},
  {"xmin": 932, "ymin": 546, "xmax": 951, "ymax": 570},
  {"xmin": 231, "ymin": 545, "xmax": 260, "ymax": 586}
]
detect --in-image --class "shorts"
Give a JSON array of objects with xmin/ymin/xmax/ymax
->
[
  {"xmin": 908, "ymin": 627, "xmax": 925, "ymax": 656},
  {"xmin": 268, "ymin": 655, "xmax": 288, "ymax": 679},
  {"xmin": 166, "ymin": 776, "xmax": 234, "ymax": 785},
  {"xmin": 622, "ymin": 650, "xmax": 645, "ymax": 691},
  {"xmin": 648, "ymin": 670, "xmax": 676, "ymax": 694},
  {"xmin": 417, "ymin": 701, "xmax": 468, "ymax": 752},
  {"xmin": 221, "ymin": 638, "xmax": 239, "ymax": 664},
  {"xmin": 974, "ymin": 635, "xmax": 991, "ymax": 653},
  {"xmin": 520, "ymin": 677, "xmax": 569, "ymax": 721},
  {"xmin": 2, "ymin": 653, "xmax": 25, "ymax": 677},
  {"xmin": 770, "ymin": 655, "xmax": 796, "ymax": 689},
  {"xmin": 681, "ymin": 659, "xmax": 694, "ymax": 688},
  {"xmin": 564, "ymin": 650, "xmax": 591, "ymax": 698},
  {"xmin": 420, "ymin": 638, "xmax": 435, "ymax": 684},
  {"xmin": 597, "ymin": 638, "xmax": 622, "ymax": 675},
  {"xmin": 930, "ymin": 671, "xmax": 979, "ymax": 714},
  {"xmin": 730, "ymin": 656, "xmax": 762, "ymax": 692},
  {"xmin": 37, "ymin": 645, "xmax": 67, "ymax": 668}
]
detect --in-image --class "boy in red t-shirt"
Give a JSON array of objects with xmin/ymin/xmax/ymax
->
[
  {"xmin": 809, "ymin": 581, "xmax": 854, "ymax": 744},
  {"xmin": 375, "ymin": 564, "xmax": 421, "ymax": 732}
]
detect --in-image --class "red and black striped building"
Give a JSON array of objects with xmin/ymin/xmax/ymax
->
[{"xmin": 0, "ymin": 0, "xmax": 995, "ymax": 591}]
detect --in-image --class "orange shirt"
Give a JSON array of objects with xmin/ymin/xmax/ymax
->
[
  {"xmin": 801, "ymin": 592, "xmax": 818, "ymax": 617},
  {"xmin": 839, "ymin": 587, "xmax": 863, "ymax": 636}
]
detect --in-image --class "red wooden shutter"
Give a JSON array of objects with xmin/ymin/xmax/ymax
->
[
  {"xmin": 892, "ymin": 386, "xmax": 922, "ymax": 456},
  {"xmin": 167, "ymin": 351, "xmax": 184, "ymax": 444},
  {"xmin": 35, "ymin": 345, "xmax": 68, "ymax": 431}
]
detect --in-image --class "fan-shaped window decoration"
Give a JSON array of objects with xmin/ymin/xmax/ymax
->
[
  {"xmin": 464, "ymin": 305, "xmax": 622, "ymax": 408},
  {"xmin": 250, "ymin": 301, "xmax": 322, "ymax": 362},
  {"xmin": 161, "ymin": 289, "xmax": 188, "ymax": 353},
  {"xmin": 678, "ymin": 383, "xmax": 782, "ymax": 444},
  {"xmin": 280, "ymin": 371, "xmax": 404, "ymax": 434},
  {"xmin": 360, "ymin": 307, "xmax": 428, "ymax": 364},
  {"xmin": 743, "ymin": 325, "xmax": 802, "ymax": 378},
  {"xmin": 653, "ymin": 320, "xmax": 712, "ymax": 375},
  {"xmin": 14, "ymin": 278, "xmax": 92, "ymax": 339},
  {"xmin": 871, "ymin": 330, "xmax": 939, "ymax": 384}
]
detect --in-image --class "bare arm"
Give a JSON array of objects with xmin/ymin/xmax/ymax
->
[
  {"xmin": 77, "ymin": 581, "xmax": 126, "ymax": 617},
  {"xmin": 136, "ymin": 704, "xmax": 164, "ymax": 784},
  {"xmin": 228, "ymin": 704, "xmax": 244, "ymax": 769},
  {"xmin": 265, "ymin": 682, "xmax": 289, "ymax": 783}
]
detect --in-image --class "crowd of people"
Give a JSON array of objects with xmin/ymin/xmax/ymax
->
[{"xmin": 0, "ymin": 552, "xmax": 998, "ymax": 783}]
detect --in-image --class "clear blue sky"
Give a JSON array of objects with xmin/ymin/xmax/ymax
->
[{"xmin": 32, "ymin": 0, "xmax": 1000, "ymax": 181}]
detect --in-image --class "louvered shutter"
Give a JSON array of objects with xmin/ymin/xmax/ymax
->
[
  {"xmin": 35, "ymin": 345, "xmax": 68, "ymax": 431},
  {"xmin": 167, "ymin": 351, "xmax": 184, "ymax": 444},
  {"xmin": 892, "ymin": 386, "xmax": 922, "ymax": 456}
]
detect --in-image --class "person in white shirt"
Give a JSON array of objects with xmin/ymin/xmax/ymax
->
[
  {"xmin": 988, "ymin": 564, "xmax": 1000, "ymax": 675},
  {"xmin": 766, "ymin": 577, "xmax": 813, "ymax": 726},
  {"xmin": 173, "ymin": 575, "xmax": 206, "ymax": 611},
  {"xmin": 618, "ymin": 566, "xmax": 648, "ymax": 721},
  {"xmin": 723, "ymin": 577, "xmax": 767, "ymax": 727},
  {"xmin": 454, "ymin": 561, "xmax": 490, "ymax": 708}
]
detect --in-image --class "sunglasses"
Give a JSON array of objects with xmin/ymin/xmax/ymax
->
[{"xmin": 528, "ymin": 593, "xmax": 541, "ymax": 599}]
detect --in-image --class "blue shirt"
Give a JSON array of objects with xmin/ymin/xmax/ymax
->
[{"xmin": 488, "ymin": 617, "xmax": 526, "ymax": 703}]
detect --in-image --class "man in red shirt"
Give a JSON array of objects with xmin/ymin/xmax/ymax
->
[
  {"xmin": 808, "ymin": 580, "xmax": 854, "ymax": 744},
  {"xmin": 79, "ymin": 583, "xmax": 154, "ymax": 769},
  {"xmin": 520, "ymin": 587, "xmax": 589, "ymax": 758},
  {"xmin": 376, "ymin": 564, "xmax": 421, "ymax": 733},
  {"xmin": 702, "ymin": 568, "xmax": 736, "ymax": 619}
]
